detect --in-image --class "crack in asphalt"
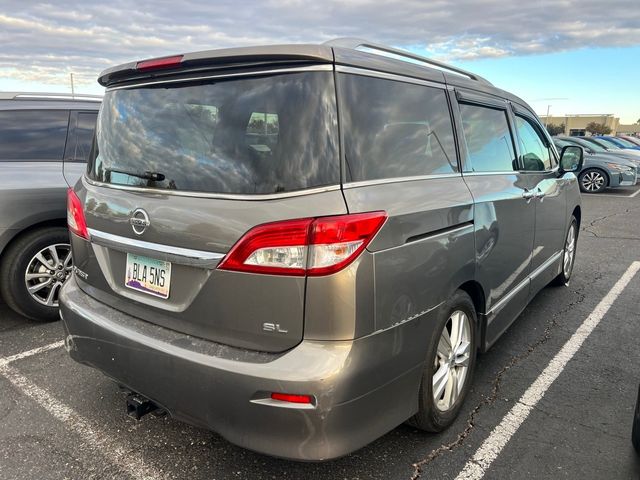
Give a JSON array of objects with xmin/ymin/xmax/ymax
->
[
  {"xmin": 582, "ymin": 206, "xmax": 640, "ymax": 239},
  {"xmin": 409, "ymin": 270, "xmax": 602, "ymax": 480}
]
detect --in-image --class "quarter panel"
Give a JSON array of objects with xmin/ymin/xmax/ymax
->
[{"xmin": 342, "ymin": 177, "xmax": 475, "ymax": 334}]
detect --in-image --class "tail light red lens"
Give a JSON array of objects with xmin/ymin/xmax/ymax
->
[
  {"xmin": 67, "ymin": 188, "xmax": 88, "ymax": 240},
  {"xmin": 136, "ymin": 55, "xmax": 184, "ymax": 71},
  {"xmin": 270, "ymin": 392, "xmax": 314, "ymax": 404},
  {"xmin": 217, "ymin": 212, "xmax": 386, "ymax": 276}
]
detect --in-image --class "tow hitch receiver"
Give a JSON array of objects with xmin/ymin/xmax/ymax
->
[{"xmin": 126, "ymin": 392, "xmax": 162, "ymax": 420}]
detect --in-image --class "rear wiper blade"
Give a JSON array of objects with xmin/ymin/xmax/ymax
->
[{"xmin": 106, "ymin": 168, "xmax": 165, "ymax": 182}]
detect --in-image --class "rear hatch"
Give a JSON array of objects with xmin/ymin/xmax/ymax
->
[{"xmin": 75, "ymin": 65, "xmax": 344, "ymax": 352}]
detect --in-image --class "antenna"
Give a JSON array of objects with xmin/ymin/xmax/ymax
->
[{"xmin": 70, "ymin": 73, "xmax": 75, "ymax": 98}]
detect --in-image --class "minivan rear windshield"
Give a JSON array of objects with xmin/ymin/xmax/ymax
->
[{"xmin": 88, "ymin": 71, "xmax": 339, "ymax": 195}]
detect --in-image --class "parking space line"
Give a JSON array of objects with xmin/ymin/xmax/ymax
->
[
  {"xmin": 0, "ymin": 340, "xmax": 64, "ymax": 367},
  {"xmin": 0, "ymin": 362, "xmax": 166, "ymax": 480},
  {"xmin": 454, "ymin": 260, "xmax": 640, "ymax": 480}
]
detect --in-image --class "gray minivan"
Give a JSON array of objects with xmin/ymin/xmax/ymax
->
[
  {"xmin": 0, "ymin": 93, "xmax": 100, "ymax": 321},
  {"xmin": 60, "ymin": 39, "xmax": 583, "ymax": 461}
]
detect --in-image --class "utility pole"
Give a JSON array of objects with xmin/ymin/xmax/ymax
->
[
  {"xmin": 545, "ymin": 104, "xmax": 551, "ymax": 127},
  {"xmin": 70, "ymin": 73, "xmax": 75, "ymax": 97}
]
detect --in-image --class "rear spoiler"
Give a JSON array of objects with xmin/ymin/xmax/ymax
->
[{"xmin": 98, "ymin": 44, "xmax": 334, "ymax": 87}]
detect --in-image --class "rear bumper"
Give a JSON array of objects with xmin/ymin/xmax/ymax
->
[{"xmin": 59, "ymin": 276, "xmax": 424, "ymax": 461}]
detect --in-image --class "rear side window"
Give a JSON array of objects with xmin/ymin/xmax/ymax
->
[
  {"xmin": 459, "ymin": 104, "xmax": 515, "ymax": 172},
  {"xmin": 338, "ymin": 74, "xmax": 458, "ymax": 182},
  {"xmin": 90, "ymin": 71, "xmax": 339, "ymax": 194},
  {"xmin": 70, "ymin": 111, "xmax": 98, "ymax": 163},
  {"xmin": 0, "ymin": 109, "xmax": 69, "ymax": 161},
  {"xmin": 514, "ymin": 116, "xmax": 553, "ymax": 171}
]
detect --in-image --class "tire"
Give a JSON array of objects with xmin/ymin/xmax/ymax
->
[
  {"xmin": 551, "ymin": 216, "xmax": 578, "ymax": 286},
  {"xmin": 633, "ymin": 385, "xmax": 640, "ymax": 455},
  {"xmin": 578, "ymin": 168, "xmax": 608, "ymax": 193},
  {"xmin": 0, "ymin": 227, "xmax": 71, "ymax": 322},
  {"xmin": 409, "ymin": 290, "xmax": 477, "ymax": 432}
]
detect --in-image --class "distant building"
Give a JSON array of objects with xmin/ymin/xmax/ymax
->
[
  {"xmin": 538, "ymin": 114, "xmax": 620, "ymax": 136},
  {"xmin": 617, "ymin": 123, "xmax": 640, "ymax": 135}
]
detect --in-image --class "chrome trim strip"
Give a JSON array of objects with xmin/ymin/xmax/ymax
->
[
  {"xmin": 88, "ymin": 228, "xmax": 224, "ymax": 268},
  {"xmin": 529, "ymin": 251, "xmax": 563, "ymax": 281},
  {"xmin": 335, "ymin": 65, "xmax": 447, "ymax": 90},
  {"xmin": 462, "ymin": 171, "xmax": 518, "ymax": 176},
  {"xmin": 106, "ymin": 65, "xmax": 334, "ymax": 91},
  {"xmin": 343, "ymin": 173, "xmax": 460, "ymax": 189},
  {"xmin": 14, "ymin": 94, "xmax": 102, "ymax": 101},
  {"xmin": 487, "ymin": 251, "xmax": 562, "ymax": 316},
  {"xmin": 83, "ymin": 176, "xmax": 341, "ymax": 201}
]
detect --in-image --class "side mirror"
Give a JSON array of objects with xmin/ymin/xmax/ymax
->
[{"xmin": 559, "ymin": 145, "xmax": 584, "ymax": 174}]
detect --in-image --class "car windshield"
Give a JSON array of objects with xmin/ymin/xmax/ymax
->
[
  {"xmin": 611, "ymin": 137, "xmax": 637, "ymax": 147},
  {"xmin": 589, "ymin": 138, "xmax": 621, "ymax": 149},
  {"xmin": 560, "ymin": 137, "xmax": 598, "ymax": 152},
  {"xmin": 89, "ymin": 71, "xmax": 339, "ymax": 195}
]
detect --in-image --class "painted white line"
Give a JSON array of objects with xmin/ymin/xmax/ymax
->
[
  {"xmin": 0, "ymin": 362, "xmax": 166, "ymax": 480},
  {"xmin": 0, "ymin": 340, "xmax": 64, "ymax": 367},
  {"xmin": 631, "ymin": 188, "xmax": 640, "ymax": 198},
  {"xmin": 455, "ymin": 260, "xmax": 640, "ymax": 480}
]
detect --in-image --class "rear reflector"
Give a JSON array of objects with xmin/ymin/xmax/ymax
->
[
  {"xmin": 67, "ymin": 188, "xmax": 88, "ymax": 240},
  {"xmin": 270, "ymin": 392, "xmax": 314, "ymax": 404},
  {"xmin": 136, "ymin": 55, "xmax": 184, "ymax": 71},
  {"xmin": 217, "ymin": 212, "xmax": 386, "ymax": 276}
]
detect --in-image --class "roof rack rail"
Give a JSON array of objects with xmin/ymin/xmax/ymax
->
[
  {"xmin": 324, "ymin": 37, "xmax": 492, "ymax": 85},
  {"xmin": 12, "ymin": 93, "xmax": 102, "ymax": 101}
]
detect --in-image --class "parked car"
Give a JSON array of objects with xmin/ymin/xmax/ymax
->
[
  {"xmin": 0, "ymin": 93, "xmax": 100, "ymax": 321},
  {"xmin": 578, "ymin": 136, "xmax": 640, "ymax": 158},
  {"xmin": 553, "ymin": 138, "xmax": 637, "ymax": 193},
  {"xmin": 633, "ymin": 385, "xmax": 640, "ymax": 454},
  {"xmin": 60, "ymin": 39, "xmax": 583, "ymax": 461},
  {"xmin": 618, "ymin": 135, "xmax": 640, "ymax": 147},
  {"xmin": 594, "ymin": 136, "xmax": 640, "ymax": 151},
  {"xmin": 556, "ymin": 135, "xmax": 640, "ymax": 166}
]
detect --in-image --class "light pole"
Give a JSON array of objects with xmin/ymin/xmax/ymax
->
[{"xmin": 545, "ymin": 104, "xmax": 551, "ymax": 127}]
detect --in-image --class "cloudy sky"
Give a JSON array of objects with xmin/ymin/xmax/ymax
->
[{"xmin": 1, "ymin": 0, "xmax": 639, "ymax": 122}]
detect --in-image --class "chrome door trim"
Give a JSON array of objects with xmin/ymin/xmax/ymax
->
[
  {"xmin": 487, "ymin": 250, "xmax": 562, "ymax": 316},
  {"xmin": 106, "ymin": 65, "xmax": 334, "ymax": 91},
  {"xmin": 83, "ymin": 176, "xmax": 341, "ymax": 201},
  {"xmin": 462, "ymin": 171, "xmax": 518, "ymax": 176},
  {"xmin": 88, "ymin": 228, "xmax": 225, "ymax": 268},
  {"xmin": 343, "ymin": 173, "xmax": 461, "ymax": 189}
]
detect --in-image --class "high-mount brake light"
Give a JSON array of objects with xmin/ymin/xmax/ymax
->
[
  {"xmin": 67, "ymin": 188, "xmax": 89, "ymax": 240},
  {"xmin": 136, "ymin": 55, "xmax": 184, "ymax": 71},
  {"xmin": 217, "ymin": 212, "xmax": 387, "ymax": 276}
]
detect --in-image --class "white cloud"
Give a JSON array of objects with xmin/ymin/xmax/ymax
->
[{"xmin": 0, "ymin": 0, "xmax": 639, "ymax": 92}]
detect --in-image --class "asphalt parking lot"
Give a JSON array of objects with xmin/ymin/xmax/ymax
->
[{"xmin": 1, "ymin": 184, "xmax": 640, "ymax": 480}]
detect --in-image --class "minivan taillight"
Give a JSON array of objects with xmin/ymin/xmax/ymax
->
[
  {"xmin": 218, "ymin": 212, "xmax": 387, "ymax": 277},
  {"xmin": 67, "ymin": 188, "xmax": 88, "ymax": 240}
]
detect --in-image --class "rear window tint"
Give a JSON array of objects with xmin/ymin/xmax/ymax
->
[
  {"xmin": 90, "ymin": 71, "xmax": 339, "ymax": 194},
  {"xmin": 338, "ymin": 74, "xmax": 458, "ymax": 182},
  {"xmin": 0, "ymin": 109, "xmax": 69, "ymax": 161},
  {"xmin": 459, "ymin": 104, "xmax": 515, "ymax": 172}
]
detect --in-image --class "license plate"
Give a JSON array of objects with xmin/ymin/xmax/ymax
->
[{"xmin": 125, "ymin": 253, "xmax": 171, "ymax": 299}]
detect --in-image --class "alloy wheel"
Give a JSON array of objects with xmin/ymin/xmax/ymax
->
[
  {"xmin": 433, "ymin": 310, "xmax": 471, "ymax": 412},
  {"xmin": 581, "ymin": 171, "xmax": 605, "ymax": 192},
  {"xmin": 563, "ymin": 223, "xmax": 576, "ymax": 278},
  {"xmin": 24, "ymin": 243, "xmax": 72, "ymax": 307}
]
